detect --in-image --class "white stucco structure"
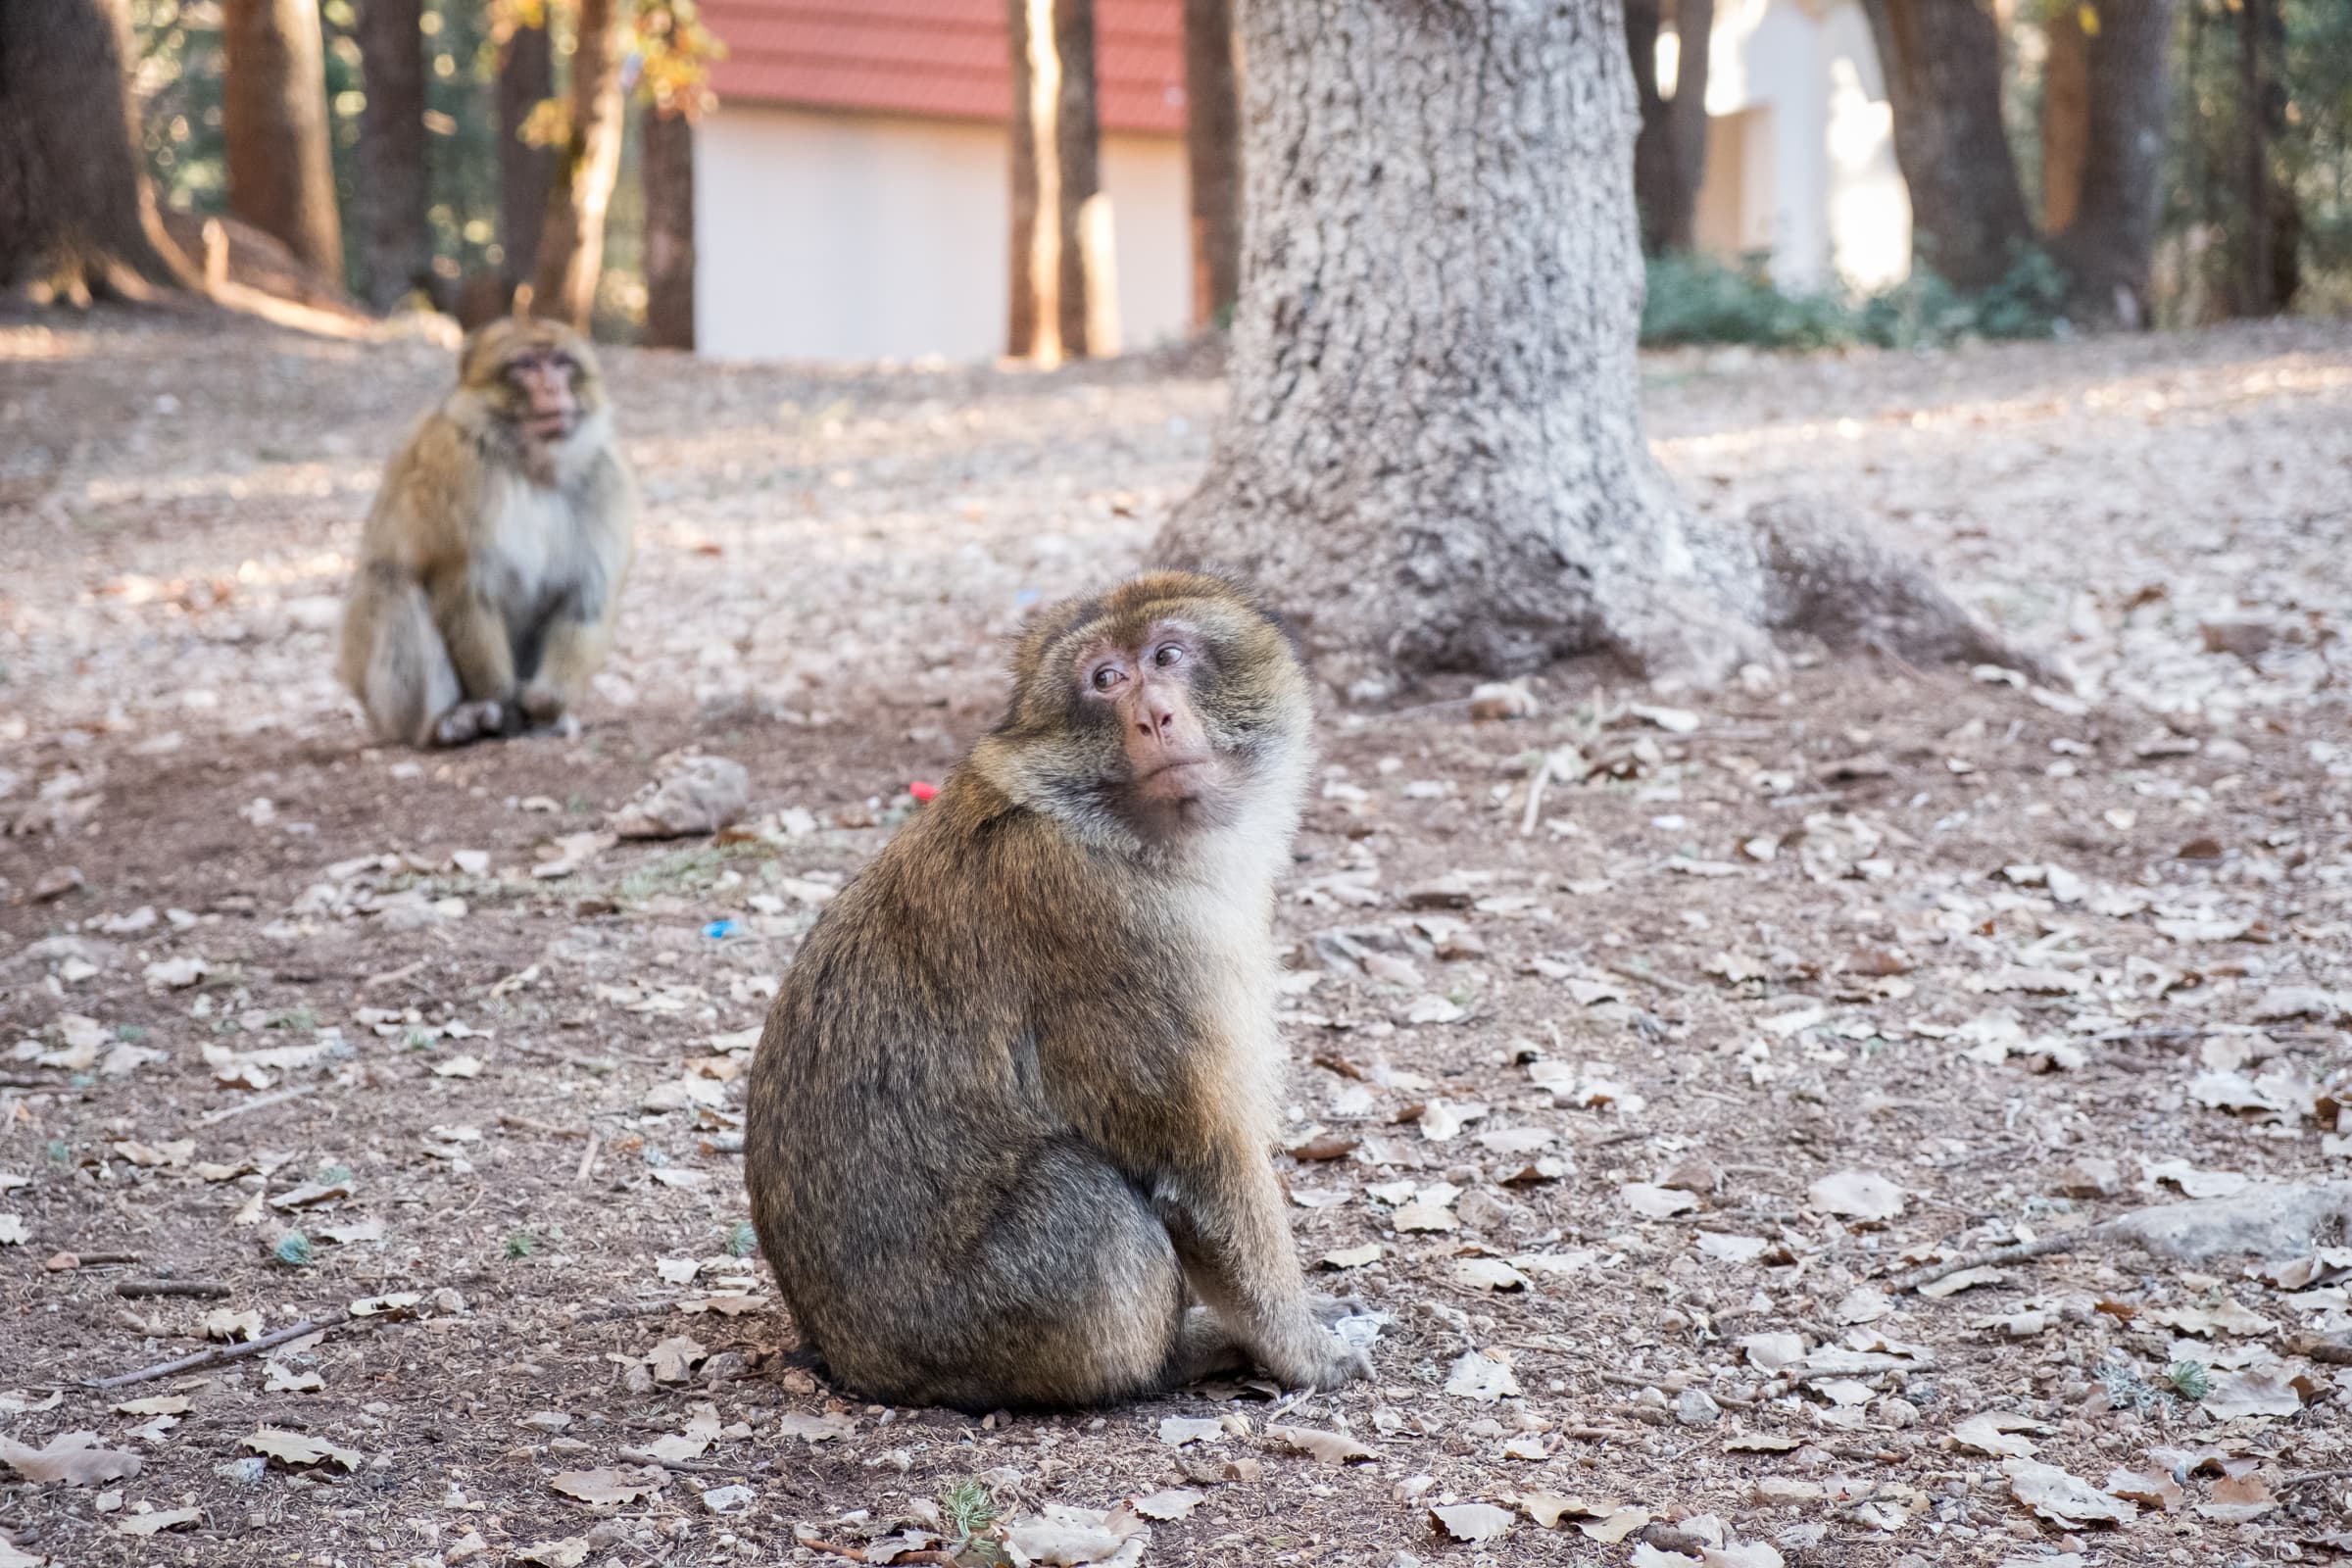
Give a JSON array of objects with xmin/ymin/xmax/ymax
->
[
  {"xmin": 696, "ymin": 106, "xmax": 1190, "ymax": 365},
  {"xmin": 1693, "ymin": 0, "xmax": 1911, "ymax": 290}
]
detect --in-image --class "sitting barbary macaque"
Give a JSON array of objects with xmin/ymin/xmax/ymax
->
[
  {"xmin": 336, "ymin": 318, "xmax": 635, "ymax": 748},
  {"xmin": 744, "ymin": 571, "xmax": 1371, "ymax": 1409}
]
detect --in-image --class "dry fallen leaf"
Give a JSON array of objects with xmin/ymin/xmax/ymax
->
[
  {"xmin": 1622, "ymin": 1181, "xmax": 1700, "ymax": 1218},
  {"xmin": 1430, "ymin": 1502, "xmax": 1513, "ymax": 1543},
  {"xmin": 1321, "ymin": 1243, "xmax": 1382, "ymax": 1269},
  {"xmin": 1808, "ymin": 1169, "xmax": 1905, "ymax": 1221},
  {"xmin": 116, "ymin": 1507, "xmax": 202, "ymax": 1537},
  {"xmin": 1522, "ymin": 1492, "xmax": 1615, "ymax": 1527},
  {"xmin": 1157, "ymin": 1416, "xmax": 1225, "ymax": 1447},
  {"xmin": 1264, "ymin": 1424, "xmax": 1377, "ymax": 1465},
  {"xmin": 515, "ymin": 1540, "xmax": 590, "ymax": 1567},
  {"xmin": 110, "ymin": 1396, "xmax": 189, "ymax": 1418},
  {"xmin": 549, "ymin": 1468, "xmax": 663, "ymax": 1505},
  {"xmin": 2104, "ymin": 1466, "xmax": 2184, "ymax": 1512},
  {"xmin": 1445, "ymin": 1349, "xmax": 1522, "ymax": 1401},
  {"xmin": 202, "ymin": 1308, "xmax": 263, "ymax": 1343},
  {"xmin": 1002, "ymin": 1502, "xmax": 1147, "ymax": 1566},
  {"xmin": 1580, "ymin": 1505, "xmax": 1652, "ymax": 1544},
  {"xmin": 1130, "ymin": 1488, "xmax": 1203, "ymax": 1520},
  {"xmin": 1456, "ymin": 1257, "xmax": 1530, "ymax": 1291},
  {"xmin": 2202, "ymin": 1368, "xmax": 2303, "ymax": 1420},
  {"xmin": 0, "ymin": 1431, "xmax": 143, "ymax": 1486},
  {"xmin": 2002, "ymin": 1458, "xmax": 2135, "ymax": 1526},
  {"xmin": 772, "ymin": 1411, "xmax": 857, "ymax": 1444},
  {"xmin": 241, "ymin": 1428, "xmax": 361, "ymax": 1472},
  {"xmin": 1950, "ymin": 1411, "xmax": 2048, "ymax": 1459}
]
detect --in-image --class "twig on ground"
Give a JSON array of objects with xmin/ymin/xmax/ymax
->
[
  {"xmin": 797, "ymin": 1538, "xmax": 956, "ymax": 1566},
  {"xmin": 1887, "ymin": 1230, "xmax": 2092, "ymax": 1293},
  {"xmin": 115, "ymin": 1280, "xmax": 230, "ymax": 1299},
  {"xmin": 362, "ymin": 958, "xmax": 427, "ymax": 990},
  {"xmin": 90, "ymin": 1314, "xmax": 344, "ymax": 1390},
  {"xmin": 1518, "ymin": 752, "xmax": 1552, "ymax": 838},
  {"xmin": 51, "ymin": 1251, "xmax": 142, "ymax": 1268},
  {"xmin": 574, "ymin": 1129, "xmax": 601, "ymax": 1185},
  {"xmin": 499, "ymin": 1113, "xmax": 586, "ymax": 1139},
  {"xmin": 196, "ymin": 1084, "xmax": 320, "ymax": 1127}
]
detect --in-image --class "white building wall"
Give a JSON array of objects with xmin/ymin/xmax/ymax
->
[
  {"xmin": 695, "ymin": 104, "xmax": 1191, "ymax": 365},
  {"xmin": 1697, "ymin": 0, "xmax": 1909, "ymax": 291}
]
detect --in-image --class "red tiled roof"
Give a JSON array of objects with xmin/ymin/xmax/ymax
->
[{"xmin": 703, "ymin": 0, "xmax": 1187, "ymax": 135}]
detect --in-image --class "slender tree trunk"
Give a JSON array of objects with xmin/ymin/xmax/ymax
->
[
  {"xmin": 1628, "ymin": 0, "xmax": 1713, "ymax": 254},
  {"xmin": 499, "ymin": 20, "xmax": 556, "ymax": 291},
  {"xmin": 1183, "ymin": 0, "xmax": 1242, "ymax": 326},
  {"xmin": 357, "ymin": 0, "xmax": 429, "ymax": 310},
  {"xmin": 2039, "ymin": 5, "xmax": 2087, "ymax": 233},
  {"xmin": 642, "ymin": 104, "xmax": 697, "ymax": 350},
  {"xmin": 1860, "ymin": 0, "xmax": 2034, "ymax": 290},
  {"xmin": 2043, "ymin": 0, "xmax": 2176, "ymax": 326},
  {"xmin": 1006, "ymin": 0, "xmax": 1117, "ymax": 362},
  {"xmin": 0, "ymin": 0, "xmax": 202, "ymax": 300},
  {"xmin": 529, "ymin": 0, "xmax": 628, "ymax": 328},
  {"xmin": 1157, "ymin": 0, "xmax": 2027, "ymax": 690},
  {"xmin": 221, "ymin": 0, "xmax": 344, "ymax": 282}
]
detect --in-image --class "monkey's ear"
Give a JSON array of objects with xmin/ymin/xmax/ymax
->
[{"xmin": 510, "ymin": 283, "xmax": 535, "ymax": 319}]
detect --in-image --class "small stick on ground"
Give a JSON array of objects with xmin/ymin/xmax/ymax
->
[
  {"xmin": 51, "ymin": 1251, "xmax": 142, "ymax": 1268},
  {"xmin": 1888, "ymin": 1229, "xmax": 2095, "ymax": 1293},
  {"xmin": 499, "ymin": 1113, "xmax": 586, "ymax": 1139},
  {"xmin": 90, "ymin": 1314, "xmax": 344, "ymax": 1390},
  {"xmin": 574, "ymin": 1129, "xmax": 601, "ymax": 1185},
  {"xmin": 1518, "ymin": 752, "xmax": 1552, "ymax": 838},
  {"xmin": 115, "ymin": 1280, "xmax": 231, "ymax": 1299},
  {"xmin": 196, "ymin": 1084, "xmax": 320, "ymax": 1127},
  {"xmin": 798, "ymin": 1538, "xmax": 956, "ymax": 1566}
]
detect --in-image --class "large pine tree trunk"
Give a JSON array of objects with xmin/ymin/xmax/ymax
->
[
  {"xmin": 357, "ymin": 0, "xmax": 430, "ymax": 310},
  {"xmin": 0, "ymin": 0, "xmax": 201, "ymax": 300},
  {"xmin": 641, "ymin": 104, "xmax": 697, "ymax": 350},
  {"xmin": 1158, "ymin": 0, "xmax": 2029, "ymax": 689},
  {"xmin": 529, "ymin": 0, "xmax": 628, "ymax": 329},
  {"xmin": 222, "ymin": 0, "xmax": 344, "ymax": 282},
  {"xmin": 1182, "ymin": 0, "xmax": 1242, "ymax": 327},
  {"xmin": 2042, "ymin": 0, "xmax": 2176, "ymax": 326},
  {"xmin": 1860, "ymin": 0, "xmax": 2033, "ymax": 291},
  {"xmin": 1006, "ymin": 0, "xmax": 1118, "ymax": 362},
  {"xmin": 498, "ymin": 20, "xmax": 556, "ymax": 291},
  {"xmin": 1627, "ymin": 0, "xmax": 1713, "ymax": 254}
]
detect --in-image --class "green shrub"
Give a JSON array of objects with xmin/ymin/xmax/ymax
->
[{"xmin": 1640, "ymin": 248, "xmax": 2070, "ymax": 351}]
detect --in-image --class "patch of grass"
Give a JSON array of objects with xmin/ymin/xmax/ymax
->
[
  {"xmin": 723, "ymin": 1220, "xmax": 757, "ymax": 1259},
  {"xmin": 2163, "ymin": 1359, "xmax": 2212, "ymax": 1400},
  {"xmin": 1641, "ymin": 248, "xmax": 2070, "ymax": 351},
  {"xmin": 503, "ymin": 1228, "xmax": 543, "ymax": 1261},
  {"xmin": 113, "ymin": 1023, "xmax": 148, "ymax": 1043},
  {"xmin": 273, "ymin": 1232, "xmax": 315, "ymax": 1267},
  {"xmin": 942, "ymin": 1477, "xmax": 999, "ymax": 1541},
  {"xmin": 271, "ymin": 1006, "xmax": 318, "ymax": 1032}
]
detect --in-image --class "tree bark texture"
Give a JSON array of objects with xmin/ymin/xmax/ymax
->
[
  {"xmin": 222, "ymin": 0, "xmax": 344, "ymax": 282},
  {"xmin": 357, "ymin": 0, "xmax": 430, "ymax": 310},
  {"xmin": 1006, "ymin": 0, "xmax": 1118, "ymax": 362},
  {"xmin": 498, "ymin": 20, "xmax": 556, "ymax": 289},
  {"xmin": 2039, "ymin": 5, "xmax": 2087, "ymax": 234},
  {"xmin": 1627, "ymin": 0, "xmax": 1713, "ymax": 254},
  {"xmin": 641, "ymin": 103, "xmax": 697, "ymax": 350},
  {"xmin": 0, "ymin": 0, "xmax": 200, "ymax": 299},
  {"xmin": 1860, "ymin": 0, "xmax": 2034, "ymax": 290},
  {"xmin": 529, "ymin": 0, "xmax": 629, "ymax": 328},
  {"xmin": 1157, "ymin": 0, "xmax": 2033, "ymax": 689},
  {"xmin": 1182, "ymin": 0, "xmax": 1243, "ymax": 326},
  {"xmin": 2042, "ymin": 0, "xmax": 2176, "ymax": 326}
]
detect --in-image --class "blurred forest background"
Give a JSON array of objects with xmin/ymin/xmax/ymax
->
[{"xmin": 8, "ymin": 0, "xmax": 2352, "ymax": 349}]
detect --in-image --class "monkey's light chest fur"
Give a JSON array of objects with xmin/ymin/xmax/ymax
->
[{"xmin": 743, "ymin": 572, "xmax": 1368, "ymax": 1410}]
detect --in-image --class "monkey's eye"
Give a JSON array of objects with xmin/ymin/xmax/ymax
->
[
  {"xmin": 1152, "ymin": 643, "xmax": 1185, "ymax": 668},
  {"xmin": 1090, "ymin": 663, "xmax": 1123, "ymax": 693}
]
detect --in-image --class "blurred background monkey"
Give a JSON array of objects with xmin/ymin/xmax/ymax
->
[
  {"xmin": 337, "ymin": 318, "xmax": 635, "ymax": 748},
  {"xmin": 745, "ymin": 571, "xmax": 1373, "ymax": 1410}
]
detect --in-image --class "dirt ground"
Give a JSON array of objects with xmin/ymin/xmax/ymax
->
[{"xmin": 3, "ymin": 313, "xmax": 2351, "ymax": 1568}]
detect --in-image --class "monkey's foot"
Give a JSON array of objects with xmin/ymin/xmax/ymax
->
[
  {"xmin": 1306, "ymin": 1292, "xmax": 1369, "ymax": 1327},
  {"xmin": 430, "ymin": 700, "xmax": 506, "ymax": 748},
  {"xmin": 516, "ymin": 681, "xmax": 569, "ymax": 727}
]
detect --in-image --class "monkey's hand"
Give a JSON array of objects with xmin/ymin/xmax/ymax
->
[
  {"xmin": 1261, "ymin": 1320, "xmax": 1373, "ymax": 1393},
  {"xmin": 515, "ymin": 679, "xmax": 568, "ymax": 728}
]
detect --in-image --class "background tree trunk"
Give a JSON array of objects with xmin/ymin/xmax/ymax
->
[
  {"xmin": 2043, "ymin": 0, "xmax": 2177, "ymax": 326},
  {"xmin": 641, "ymin": 104, "xmax": 697, "ymax": 350},
  {"xmin": 2039, "ymin": 5, "xmax": 2088, "ymax": 234},
  {"xmin": 1006, "ymin": 0, "xmax": 1116, "ymax": 362},
  {"xmin": 1627, "ymin": 0, "xmax": 1713, "ymax": 254},
  {"xmin": 1182, "ymin": 0, "xmax": 1242, "ymax": 327},
  {"xmin": 1157, "ymin": 0, "xmax": 2025, "ymax": 689},
  {"xmin": 0, "ymin": 0, "xmax": 201, "ymax": 300},
  {"xmin": 357, "ymin": 0, "xmax": 430, "ymax": 310},
  {"xmin": 529, "ymin": 0, "xmax": 628, "ymax": 328},
  {"xmin": 1860, "ymin": 0, "xmax": 2034, "ymax": 290},
  {"xmin": 221, "ymin": 0, "xmax": 344, "ymax": 282},
  {"xmin": 498, "ymin": 20, "xmax": 556, "ymax": 293}
]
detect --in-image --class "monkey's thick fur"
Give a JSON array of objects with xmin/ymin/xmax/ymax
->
[
  {"xmin": 337, "ymin": 318, "xmax": 635, "ymax": 748},
  {"xmin": 745, "ymin": 573, "xmax": 1371, "ymax": 1409}
]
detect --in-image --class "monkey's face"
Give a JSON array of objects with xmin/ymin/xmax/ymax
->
[
  {"xmin": 993, "ymin": 572, "xmax": 1313, "ymax": 845},
  {"xmin": 458, "ymin": 319, "xmax": 606, "ymax": 447}
]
